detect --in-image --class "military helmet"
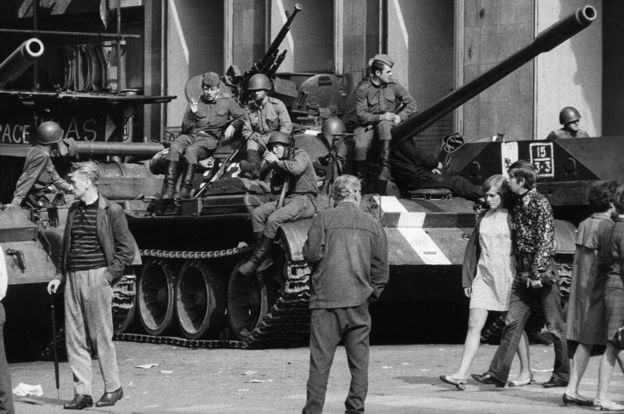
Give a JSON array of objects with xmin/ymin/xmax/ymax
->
[
  {"xmin": 267, "ymin": 131, "xmax": 291, "ymax": 147},
  {"xmin": 247, "ymin": 73, "xmax": 272, "ymax": 91},
  {"xmin": 36, "ymin": 121, "xmax": 63, "ymax": 145},
  {"xmin": 322, "ymin": 117, "xmax": 346, "ymax": 136},
  {"xmin": 559, "ymin": 106, "xmax": 581, "ymax": 125}
]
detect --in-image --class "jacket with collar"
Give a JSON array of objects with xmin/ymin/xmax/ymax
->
[{"xmin": 59, "ymin": 194, "xmax": 138, "ymax": 283}]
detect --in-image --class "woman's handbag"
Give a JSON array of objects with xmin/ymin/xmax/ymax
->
[{"xmin": 613, "ymin": 326, "xmax": 624, "ymax": 350}]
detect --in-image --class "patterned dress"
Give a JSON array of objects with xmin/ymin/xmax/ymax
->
[{"xmin": 470, "ymin": 208, "xmax": 515, "ymax": 311}]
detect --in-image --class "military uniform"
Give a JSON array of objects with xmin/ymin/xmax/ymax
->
[
  {"xmin": 251, "ymin": 148, "xmax": 317, "ymax": 239},
  {"xmin": 353, "ymin": 78, "xmax": 417, "ymax": 162},
  {"xmin": 545, "ymin": 128, "xmax": 589, "ymax": 140},
  {"xmin": 240, "ymin": 96, "xmax": 292, "ymax": 178},
  {"xmin": 11, "ymin": 146, "xmax": 72, "ymax": 208},
  {"xmin": 169, "ymin": 96, "xmax": 245, "ymax": 164}
]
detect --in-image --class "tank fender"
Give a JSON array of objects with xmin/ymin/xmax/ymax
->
[
  {"xmin": 554, "ymin": 219, "xmax": 576, "ymax": 255},
  {"xmin": 277, "ymin": 218, "xmax": 314, "ymax": 262}
]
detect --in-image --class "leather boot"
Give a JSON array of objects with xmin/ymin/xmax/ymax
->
[
  {"xmin": 162, "ymin": 161, "xmax": 179, "ymax": 199},
  {"xmin": 177, "ymin": 163, "xmax": 197, "ymax": 199},
  {"xmin": 378, "ymin": 140, "xmax": 392, "ymax": 181},
  {"xmin": 238, "ymin": 235, "xmax": 273, "ymax": 276},
  {"xmin": 240, "ymin": 150, "xmax": 262, "ymax": 179}
]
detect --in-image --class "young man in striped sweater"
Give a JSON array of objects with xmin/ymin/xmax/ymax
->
[{"xmin": 47, "ymin": 161, "xmax": 136, "ymax": 410}]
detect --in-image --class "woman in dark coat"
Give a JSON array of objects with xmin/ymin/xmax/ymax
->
[{"xmin": 564, "ymin": 182, "xmax": 615, "ymax": 406}]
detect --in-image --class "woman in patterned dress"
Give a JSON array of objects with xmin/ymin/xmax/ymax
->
[
  {"xmin": 440, "ymin": 175, "xmax": 532, "ymax": 389},
  {"xmin": 563, "ymin": 182, "xmax": 615, "ymax": 406},
  {"xmin": 594, "ymin": 184, "xmax": 624, "ymax": 411}
]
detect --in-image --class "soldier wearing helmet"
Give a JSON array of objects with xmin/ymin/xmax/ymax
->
[
  {"xmin": 162, "ymin": 71, "xmax": 245, "ymax": 199},
  {"xmin": 318, "ymin": 117, "xmax": 349, "ymax": 180},
  {"xmin": 238, "ymin": 131, "xmax": 318, "ymax": 277},
  {"xmin": 240, "ymin": 73, "xmax": 292, "ymax": 179},
  {"xmin": 545, "ymin": 106, "xmax": 589, "ymax": 139},
  {"xmin": 10, "ymin": 121, "xmax": 73, "ymax": 208},
  {"xmin": 353, "ymin": 54, "xmax": 417, "ymax": 185}
]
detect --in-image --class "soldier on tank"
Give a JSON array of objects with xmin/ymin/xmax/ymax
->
[
  {"xmin": 162, "ymin": 72, "xmax": 245, "ymax": 199},
  {"xmin": 10, "ymin": 121, "xmax": 73, "ymax": 208},
  {"xmin": 545, "ymin": 106, "xmax": 589, "ymax": 139},
  {"xmin": 353, "ymin": 54, "xmax": 417, "ymax": 183},
  {"xmin": 240, "ymin": 73, "xmax": 292, "ymax": 179},
  {"xmin": 238, "ymin": 131, "xmax": 317, "ymax": 277}
]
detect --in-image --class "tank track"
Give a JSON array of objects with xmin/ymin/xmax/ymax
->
[{"xmin": 113, "ymin": 247, "xmax": 311, "ymax": 349}]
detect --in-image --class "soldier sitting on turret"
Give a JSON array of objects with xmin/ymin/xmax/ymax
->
[
  {"xmin": 353, "ymin": 54, "xmax": 417, "ymax": 183},
  {"xmin": 240, "ymin": 73, "xmax": 292, "ymax": 179},
  {"xmin": 10, "ymin": 121, "xmax": 73, "ymax": 209},
  {"xmin": 162, "ymin": 72, "xmax": 245, "ymax": 199},
  {"xmin": 238, "ymin": 131, "xmax": 318, "ymax": 277},
  {"xmin": 546, "ymin": 106, "xmax": 589, "ymax": 139}
]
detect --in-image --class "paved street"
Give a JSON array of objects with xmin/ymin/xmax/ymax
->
[{"xmin": 8, "ymin": 341, "xmax": 624, "ymax": 413}]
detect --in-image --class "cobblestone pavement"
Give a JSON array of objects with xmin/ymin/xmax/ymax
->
[{"xmin": 9, "ymin": 342, "xmax": 624, "ymax": 413}]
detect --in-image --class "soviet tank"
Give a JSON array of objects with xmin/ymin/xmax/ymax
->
[{"xmin": 1, "ymin": 5, "xmax": 601, "ymax": 352}]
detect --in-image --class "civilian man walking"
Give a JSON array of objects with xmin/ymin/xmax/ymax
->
[
  {"xmin": 302, "ymin": 175, "xmax": 389, "ymax": 414},
  {"xmin": 47, "ymin": 161, "xmax": 137, "ymax": 409}
]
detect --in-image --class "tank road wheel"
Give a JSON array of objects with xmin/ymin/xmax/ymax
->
[
  {"xmin": 175, "ymin": 260, "xmax": 226, "ymax": 339},
  {"xmin": 138, "ymin": 259, "xmax": 176, "ymax": 336},
  {"xmin": 112, "ymin": 271, "xmax": 137, "ymax": 333},
  {"xmin": 227, "ymin": 260, "xmax": 279, "ymax": 340}
]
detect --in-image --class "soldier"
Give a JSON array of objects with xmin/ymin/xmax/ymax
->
[
  {"xmin": 390, "ymin": 137, "xmax": 483, "ymax": 202},
  {"xmin": 302, "ymin": 175, "xmax": 389, "ymax": 414},
  {"xmin": 10, "ymin": 121, "xmax": 73, "ymax": 208},
  {"xmin": 47, "ymin": 161, "xmax": 137, "ymax": 409},
  {"xmin": 240, "ymin": 73, "xmax": 292, "ymax": 179},
  {"xmin": 353, "ymin": 54, "xmax": 417, "ymax": 182},
  {"xmin": 0, "ymin": 247, "xmax": 14, "ymax": 414},
  {"xmin": 238, "ymin": 131, "xmax": 317, "ymax": 277},
  {"xmin": 163, "ymin": 72, "xmax": 245, "ymax": 199},
  {"xmin": 545, "ymin": 106, "xmax": 589, "ymax": 139}
]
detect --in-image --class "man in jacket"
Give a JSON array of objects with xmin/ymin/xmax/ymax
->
[
  {"xmin": 472, "ymin": 160, "xmax": 569, "ymax": 388},
  {"xmin": 163, "ymin": 72, "xmax": 245, "ymax": 199},
  {"xmin": 545, "ymin": 106, "xmax": 589, "ymax": 140},
  {"xmin": 240, "ymin": 73, "xmax": 292, "ymax": 179},
  {"xmin": 11, "ymin": 121, "xmax": 73, "ymax": 208},
  {"xmin": 47, "ymin": 161, "xmax": 137, "ymax": 409},
  {"xmin": 237, "ymin": 131, "xmax": 317, "ymax": 278},
  {"xmin": 0, "ymin": 247, "xmax": 14, "ymax": 414},
  {"xmin": 353, "ymin": 54, "xmax": 417, "ymax": 182},
  {"xmin": 302, "ymin": 174, "xmax": 389, "ymax": 414}
]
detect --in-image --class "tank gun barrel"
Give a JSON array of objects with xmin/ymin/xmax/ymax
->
[
  {"xmin": 0, "ymin": 38, "xmax": 45, "ymax": 88},
  {"xmin": 67, "ymin": 139, "xmax": 164, "ymax": 158},
  {"xmin": 391, "ymin": 5, "xmax": 597, "ymax": 147}
]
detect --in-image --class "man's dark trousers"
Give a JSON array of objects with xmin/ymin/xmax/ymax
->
[
  {"xmin": 487, "ymin": 279, "xmax": 569, "ymax": 383},
  {"xmin": 303, "ymin": 304, "xmax": 370, "ymax": 414},
  {"xmin": 0, "ymin": 304, "xmax": 14, "ymax": 414}
]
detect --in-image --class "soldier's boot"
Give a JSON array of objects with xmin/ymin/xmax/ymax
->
[
  {"xmin": 240, "ymin": 150, "xmax": 262, "ymax": 179},
  {"xmin": 177, "ymin": 163, "xmax": 197, "ymax": 199},
  {"xmin": 238, "ymin": 235, "xmax": 273, "ymax": 276},
  {"xmin": 162, "ymin": 161, "xmax": 180, "ymax": 199},
  {"xmin": 378, "ymin": 140, "xmax": 392, "ymax": 181}
]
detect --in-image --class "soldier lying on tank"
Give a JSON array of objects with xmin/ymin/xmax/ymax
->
[
  {"xmin": 353, "ymin": 54, "xmax": 417, "ymax": 183},
  {"xmin": 10, "ymin": 121, "xmax": 73, "ymax": 209},
  {"xmin": 545, "ymin": 106, "xmax": 589, "ymax": 140},
  {"xmin": 238, "ymin": 131, "xmax": 318, "ymax": 277},
  {"xmin": 239, "ymin": 73, "xmax": 293, "ymax": 179},
  {"xmin": 162, "ymin": 72, "xmax": 245, "ymax": 199},
  {"xmin": 390, "ymin": 136, "xmax": 483, "ymax": 202}
]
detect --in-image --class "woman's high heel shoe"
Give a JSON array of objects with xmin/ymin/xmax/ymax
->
[
  {"xmin": 593, "ymin": 399, "xmax": 624, "ymax": 411},
  {"xmin": 509, "ymin": 374, "xmax": 535, "ymax": 387},
  {"xmin": 439, "ymin": 374, "xmax": 467, "ymax": 391},
  {"xmin": 561, "ymin": 393, "xmax": 593, "ymax": 406}
]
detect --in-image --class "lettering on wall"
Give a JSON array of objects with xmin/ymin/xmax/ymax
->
[{"xmin": 0, "ymin": 117, "xmax": 101, "ymax": 144}]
